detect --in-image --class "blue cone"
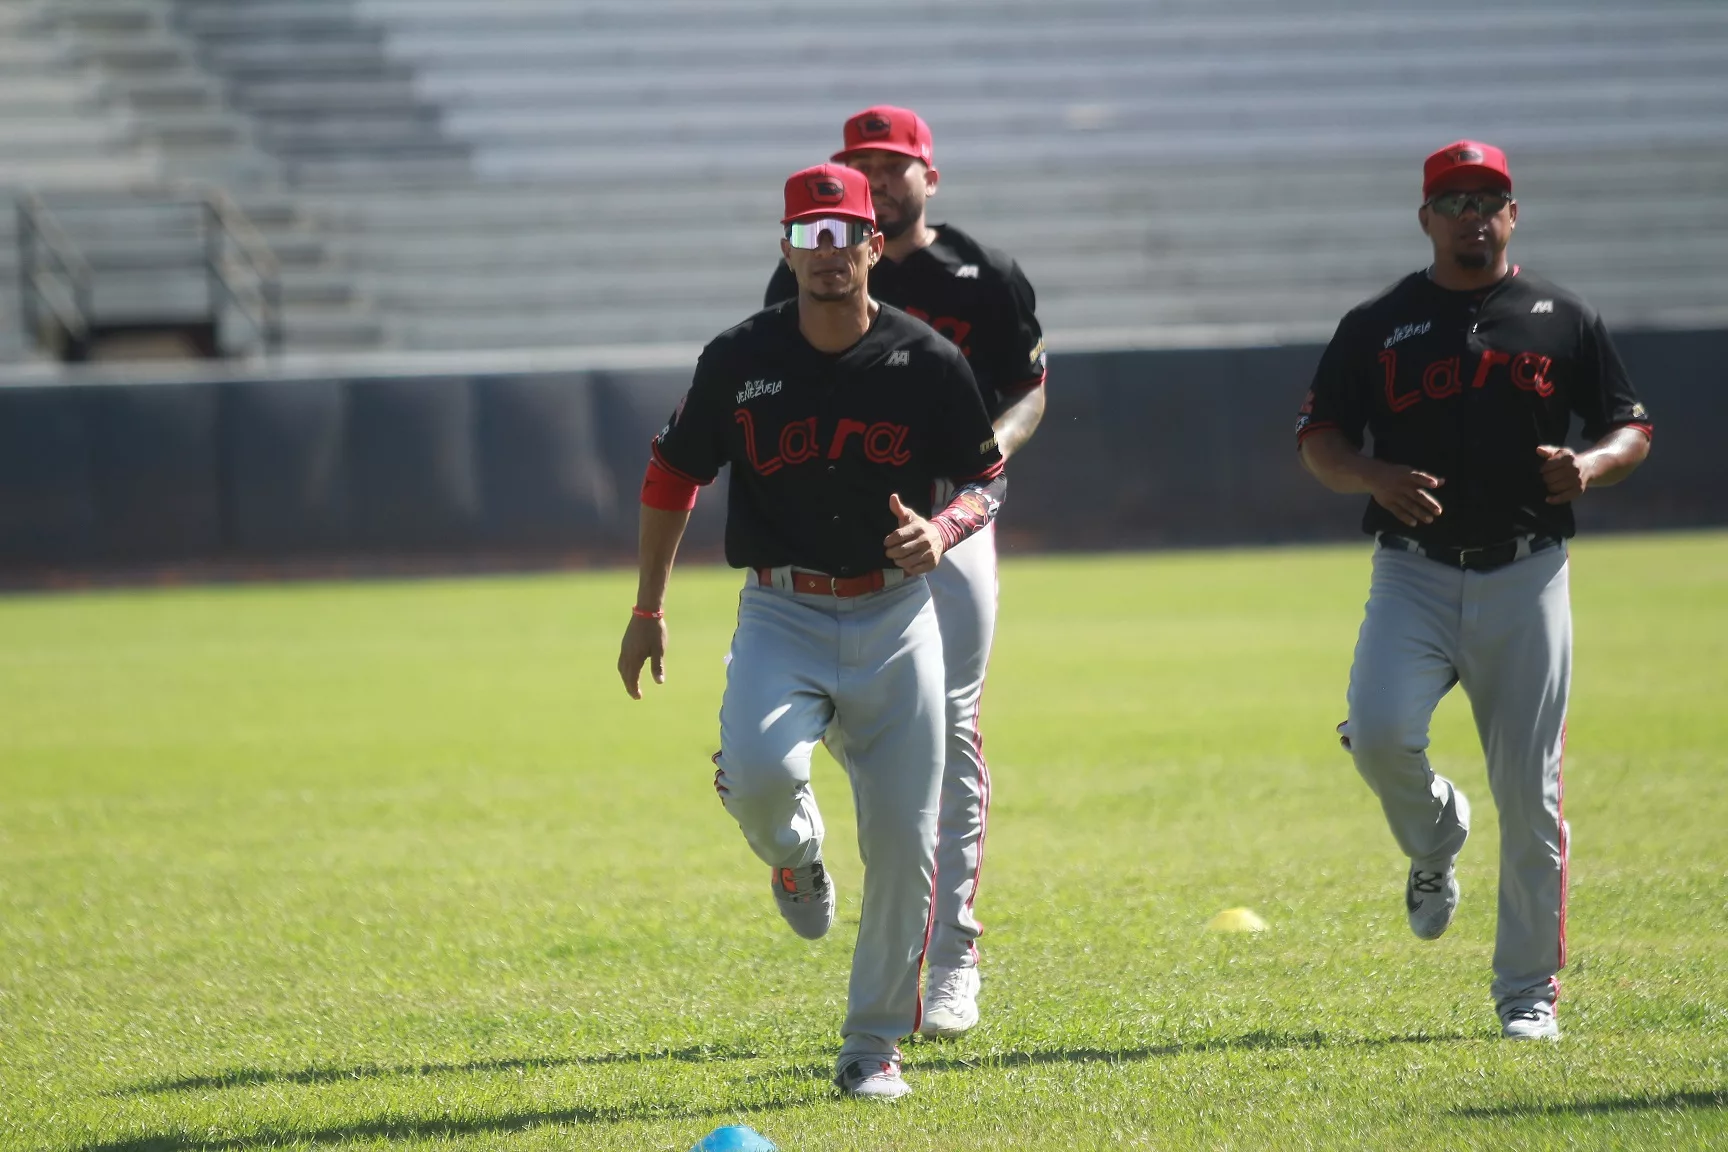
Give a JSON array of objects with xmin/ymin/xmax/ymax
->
[{"xmin": 690, "ymin": 1125, "xmax": 779, "ymax": 1152}]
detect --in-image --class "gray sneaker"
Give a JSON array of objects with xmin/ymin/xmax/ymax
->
[
  {"xmin": 919, "ymin": 965, "xmax": 981, "ymax": 1037},
  {"xmin": 1499, "ymin": 1000, "xmax": 1560, "ymax": 1041},
  {"xmin": 771, "ymin": 859, "xmax": 834, "ymax": 940},
  {"xmin": 835, "ymin": 1053, "xmax": 911, "ymax": 1100},
  {"xmin": 1405, "ymin": 863, "xmax": 1460, "ymax": 940},
  {"xmin": 1407, "ymin": 785, "xmax": 1470, "ymax": 940}
]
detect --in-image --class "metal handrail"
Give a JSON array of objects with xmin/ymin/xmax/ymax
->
[
  {"xmin": 19, "ymin": 196, "xmax": 94, "ymax": 285},
  {"xmin": 206, "ymin": 187, "xmax": 279, "ymax": 282},
  {"xmin": 27, "ymin": 268, "xmax": 86, "ymax": 336},
  {"xmin": 199, "ymin": 185, "xmax": 284, "ymax": 356},
  {"xmin": 14, "ymin": 184, "xmax": 288, "ymax": 360},
  {"xmin": 17, "ymin": 195, "xmax": 94, "ymax": 344}
]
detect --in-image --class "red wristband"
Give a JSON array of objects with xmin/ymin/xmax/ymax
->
[{"xmin": 631, "ymin": 606, "xmax": 664, "ymax": 620}]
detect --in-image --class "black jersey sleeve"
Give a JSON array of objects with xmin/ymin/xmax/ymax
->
[
  {"xmin": 989, "ymin": 259, "xmax": 1047, "ymax": 392},
  {"xmin": 933, "ymin": 352, "xmax": 1006, "ymax": 481},
  {"xmin": 764, "ymin": 260, "xmax": 797, "ymax": 308},
  {"xmin": 1296, "ymin": 314, "xmax": 1373, "ymax": 449},
  {"xmin": 650, "ymin": 347, "xmax": 732, "ymax": 485},
  {"xmin": 1572, "ymin": 311, "xmax": 1652, "ymax": 442}
]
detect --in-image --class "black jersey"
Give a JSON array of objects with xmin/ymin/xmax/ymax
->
[
  {"xmin": 653, "ymin": 300, "xmax": 1004, "ymax": 575},
  {"xmin": 1296, "ymin": 267, "xmax": 1652, "ymax": 546},
  {"xmin": 765, "ymin": 222, "xmax": 1046, "ymax": 418}
]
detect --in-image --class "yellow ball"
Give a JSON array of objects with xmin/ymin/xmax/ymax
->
[{"xmin": 1207, "ymin": 907, "xmax": 1268, "ymax": 933}]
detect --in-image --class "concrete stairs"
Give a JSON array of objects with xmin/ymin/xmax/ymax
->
[{"xmin": 6, "ymin": 0, "xmax": 389, "ymax": 356}]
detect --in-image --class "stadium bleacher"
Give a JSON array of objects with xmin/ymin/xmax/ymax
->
[{"xmin": 3, "ymin": 0, "xmax": 1727, "ymax": 364}]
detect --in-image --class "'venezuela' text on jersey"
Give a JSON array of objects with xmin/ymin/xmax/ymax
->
[
  {"xmin": 766, "ymin": 223, "xmax": 1045, "ymax": 419},
  {"xmin": 1296, "ymin": 268, "xmax": 1652, "ymax": 545},
  {"xmin": 653, "ymin": 300, "xmax": 1005, "ymax": 575}
]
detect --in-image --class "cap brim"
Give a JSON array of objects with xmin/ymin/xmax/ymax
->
[
  {"xmin": 781, "ymin": 208, "xmax": 875, "ymax": 225},
  {"xmin": 830, "ymin": 143, "xmax": 930, "ymax": 165},
  {"xmin": 1425, "ymin": 165, "xmax": 1512, "ymax": 197}
]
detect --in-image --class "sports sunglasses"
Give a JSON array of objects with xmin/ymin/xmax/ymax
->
[
  {"xmin": 1426, "ymin": 190, "xmax": 1514, "ymax": 219},
  {"xmin": 784, "ymin": 218, "xmax": 875, "ymax": 249}
]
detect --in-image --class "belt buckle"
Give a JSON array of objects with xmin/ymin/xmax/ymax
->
[
  {"xmin": 794, "ymin": 569, "xmax": 838, "ymax": 595},
  {"xmin": 1453, "ymin": 544, "xmax": 1486, "ymax": 569}
]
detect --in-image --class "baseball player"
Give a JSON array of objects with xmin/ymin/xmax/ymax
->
[
  {"xmin": 767, "ymin": 106, "xmax": 1047, "ymax": 1037},
  {"xmin": 1296, "ymin": 141, "xmax": 1652, "ymax": 1041},
  {"xmin": 619, "ymin": 163, "xmax": 1007, "ymax": 1099}
]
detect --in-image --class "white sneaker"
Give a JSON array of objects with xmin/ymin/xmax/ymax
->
[
  {"xmin": 1500, "ymin": 1000, "xmax": 1560, "ymax": 1041},
  {"xmin": 835, "ymin": 1054, "xmax": 912, "ymax": 1100},
  {"xmin": 920, "ymin": 965, "xmax": 981, "ymax": 1037},
  {"xmin": 771, "ymin": 859, "xmax": 833, "ymax": 941},
  {"xmin": 1407, "ymin": 785, "xmax": 1470, "ymax": 940}
]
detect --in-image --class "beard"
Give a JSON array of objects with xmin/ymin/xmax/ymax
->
[
  {"xmin": 877, "ymin": 212, "xmax": 914, "ymax": 241},
  {"xmin": 873, "ymin": 194, "xmax": 920, "ymax": 241},
  {"xmin": 1455, "ymin": 250, "xmax": 1491, "ymax": 270},
  {"xmin": 804, "ymin": 277, "xmax": 862, "ymax": 304}
]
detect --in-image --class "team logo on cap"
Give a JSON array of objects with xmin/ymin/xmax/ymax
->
[
  {"xmin": 1448, "ymin": 147, "xmax": 1484, "ymax": 164},
  {"xmin": 806, "ymin": 174, "xmax": 846, "ymax": 203},
  {"xmin": 858, "ymin": 113, "xmax": 893, "ymax": 139}
]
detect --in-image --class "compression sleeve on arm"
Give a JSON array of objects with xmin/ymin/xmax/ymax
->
[
  {"xmin": 931, "ymin": 468, "xmax": 1007, "ymax": 551},
  {"xmin": 640, "ymin": 454, "xmax": 702, "ymax": 512}
]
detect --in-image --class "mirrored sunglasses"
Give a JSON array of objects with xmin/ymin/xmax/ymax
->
[
  {"xmin": 1426, "ymin": 190, "xmax": 1513, "ymax": 219},
  {"xmin": 785, "ymin": 218, "xmax": 875, "ymax": 249}
]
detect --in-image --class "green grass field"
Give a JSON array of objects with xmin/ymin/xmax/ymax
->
[{"xmin": 2, "ymin": 532, "xmax": 1725, "ymax": 1151}]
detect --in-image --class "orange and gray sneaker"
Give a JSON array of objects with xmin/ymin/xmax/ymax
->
[
  {"xmin": 835, "ymin": 1052, "xmax": 911, "ymax": 1100},
  {"xmin": 771, "ymin": 858, "xmax": 834, "ymax": 940}
]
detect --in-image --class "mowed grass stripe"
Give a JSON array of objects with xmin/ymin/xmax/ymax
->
[{"xmin": 0, "ymin": 532, "xmax": 1723, "ymax": 1151}]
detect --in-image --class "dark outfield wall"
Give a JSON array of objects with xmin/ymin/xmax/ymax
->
[{"xmin": 0, "ymin": 330, "xmax": 1721, "ymax": 576}]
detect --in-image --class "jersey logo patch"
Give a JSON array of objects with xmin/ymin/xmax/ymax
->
[
  {"xmin": 1531, "ymin": 300, "xmax": 1554, "ymax": 313},
  {"xmin": 886, "ymin": 350, "xmax": 910, "ymax": 367},
  {"xmin": 954, "ymin": 264, "xmax": 979, "ymax": 279},
  {"xmin": 1384, "ymin": 321, "xmax": 1432, "ymax": 349},
  {"xmin": 736, "ymin": 378, "xmax": 783, "ymax": 404}
]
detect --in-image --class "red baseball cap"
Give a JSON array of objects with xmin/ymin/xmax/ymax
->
[
  {"xmin": 781, "ymin": 163, "xmax": 875, "ymax": 225},
  {"xmin": 1422, "ymin": 140, "xmax": 1512, "ymax": 200},
  {"xmin": 831, "ymin": 105, "xmax": 937, "ymax": 172}
]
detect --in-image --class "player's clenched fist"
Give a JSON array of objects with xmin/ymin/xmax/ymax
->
[
  {"xmin": 884, "ymin": 493, "xmax": 945, "ymax": 576},
  {"xmin": 1367, "ymin": 463, "xmax": 1446, "ymax": 527},
  {"xmin": 1536, "ymin": 444, "xmax": 1589, "ymax": 504},
  {"xmin": 618, "ymin": 613, "xmax": 668, "ymax": 700}
]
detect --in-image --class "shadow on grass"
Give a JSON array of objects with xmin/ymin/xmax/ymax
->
[
  {"xmin": 905, "ymin": 1026, "xmax": 1476, "ymax": 1073},
  {"xmin": 83, "ymin": 1029, "xmax": 1488, "ymax": 1151},
  {"xmin": 75, "ymin": 1096, "xmax": 801, "ymax": 1152},
  {"xmin": 1456, "ymin": 1089, "xmax": 1727, "ymax": 1118},
  {"xmin": 113, "ymin": 1044, "xmax": 763, "ymax": 1097},
  {"xmin": 742, "ymin": 1027, "xmax": 1479, "ymax": 1084}
]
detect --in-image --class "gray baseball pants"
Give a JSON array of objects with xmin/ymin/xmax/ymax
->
[
  {"xmin": 714, "ymin": 572, "xmax": 946, "ymax": 1065},
  {"xmin": 923, "ymin": 522, "xmax": 998, "ymax": 973},
  {"xmin": 1340, "ymin": 541, "xmax": 1571, "ymax": 1008}
]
